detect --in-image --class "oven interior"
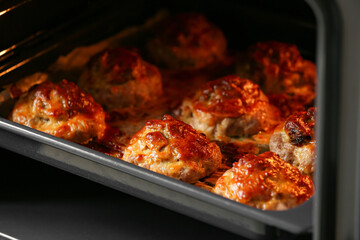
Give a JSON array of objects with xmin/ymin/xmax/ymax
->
[{"xmin": 0, "ymin": 0, "xmax": 322, "ymax": 239}]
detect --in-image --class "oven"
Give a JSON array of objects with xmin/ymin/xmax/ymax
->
[{"xmin": 0, "ymin": 0, "xmax": 358, "ymax": 239}]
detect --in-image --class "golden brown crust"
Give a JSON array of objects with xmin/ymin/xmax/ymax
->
[
  {"xmin": 178, "ymin": 75, "xmax": 280, "ymax": 141},
  {"xmin": 10, "ymin": 80, "xmax": 106, "ymax": 144},
  {"xmin": 214, "ymin": 151, "xmax": 314, "ymax": 210},
  {"xmin": 147, "ymin": 12, "xmax": 227, "ymax": 70},
  {"xmin": 192, "ymin": 75, "xmax": 269, "ymax": 117},
  {"xmin": 123, "ymin": 115, "xmax": 222, "ymax": 183},
  {"xmin": 78, "ymin": 47, "xmax": 163, "ymax": 111},
  {"xmin": 236, "ymin": 41, "xmax": 316, "ymax": 117},
  {"xmin": 269, "ymin": 108, "xmax": 316, "ymax": 176}
]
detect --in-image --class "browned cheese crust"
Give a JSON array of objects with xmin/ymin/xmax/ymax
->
[
  {"xmin": 147, "ymin": 12, "xmax": 227, "ymax": 70},
  {"xmin": 236, "ymin": 41, "xmax": 316, "ymax": 118},
  {"xmin": 269, "ymin": 108, "xmax": 316, "ymax": 176},
  {"xmin": 214, "ymin": 151, "xmax": 314, "ymax": 210},
  {"xmin": 178, "ymin": 75, "xmax": 280, "ymax": 142},
  {"xmin": 78, "ymin": 47, "xmax": 162, "ymax": 111},
  {"xmin": 10, "ymin": 80, "xmax": 106, "ymax": 144},
  {"xmin": 123, "ymin": 115, "xmax": 222, "ymax": 183}
]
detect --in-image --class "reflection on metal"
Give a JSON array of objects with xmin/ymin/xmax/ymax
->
[
  {"xmin": 0, "ymin": 31, "xmax": 43, "ymax": 61},
  {"xmin": 0, "ymin": 0, "xmax": 33, "ymax": 17},
  {"xmin": 0, "ymin": 42, "xmax": 59, "ymax": 79},
  {"xmin": 0, "ymin": 30, "xmax": 52, "ymax": 79},
  {"xmin": 0, "ymin": 231, "xmax": 19, "ymax": 240},
  {"xmin": 0, "ymin": 46, "xmax": 16, "ymax": 58}
]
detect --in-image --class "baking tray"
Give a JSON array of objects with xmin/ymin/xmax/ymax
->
[{"xmin": 0, "ymin": 0, "xmax": 317, "ymax": 238}]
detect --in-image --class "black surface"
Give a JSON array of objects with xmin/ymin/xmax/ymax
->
[
  {"xmin": 311, "ymin": 1, "xmax": 342, "ymax": 240},
  {"xmin": 0, "ymin": 147, "xmax": 244, "ymax": 240}
]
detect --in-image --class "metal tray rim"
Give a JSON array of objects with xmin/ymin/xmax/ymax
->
[{"xmin": 0, "ymin": 117, "xmax": 313, "ymax": 235}]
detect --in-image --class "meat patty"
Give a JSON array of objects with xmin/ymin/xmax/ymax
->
[
  {"xmin": 269, "ymin": 107, "xmax": 316, "ymax": 176},
  {"xmin": 177, "ymin": 75, "xmax": 280, "ymax": 142},
  {"xmin": 78, "ymin": 47, "xmax": 163, "ymax": 111},
  {"xmin": 236, "ymin": 41, "xmax": 316, "ymax": 117},
  {"xmin": 147, "ymin": 12, "xmax": 227, "ymax": 70},
  {"xmin": 214, "ymin": 151, "xmax": 314, "ymax": 210},
  {"xmin": 123, "ymin": 115, "xmax": 222, "ymax": 183},
  {"xmin": 10, "ymin": 80, "xmax": 106, "ymax": 144}
]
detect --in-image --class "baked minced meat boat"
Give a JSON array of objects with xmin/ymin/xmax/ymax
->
[
  {"xmin": 214, "ymin": 151, "xmax": 314, "ymax": 210},
  {"xmin": 236, "ymin": 41, "xmax": 317, "ymax": 118},
  {"xmin": 178, "ymin": 75, "xmax": 281, "ymax": 142},
  {"xmin": 147, "ymin": 12, "xmax": 227, "ymax": 70},
  {"xmin": 78, "ymin": 47, "xmax": 163, "ymax": 111},
  {"xmin": 123, "ymin": 115, "xmax": 222, "ymax": 183},
  {"xmin": 9, "ymin": 80, "xmax": 107, "ymax": 145},
  {"xmin": 9, "ymin": 79, "xmax": 129, "ymax": 158},
  {"xmin": 269, "ymin": 107, "xmax": 316, "ymax": 176}
]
